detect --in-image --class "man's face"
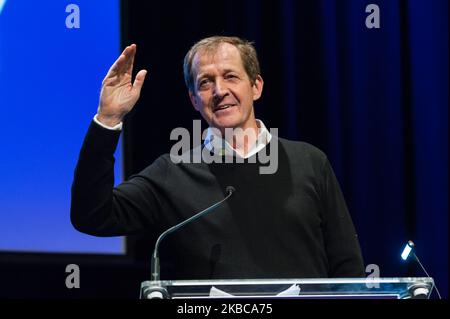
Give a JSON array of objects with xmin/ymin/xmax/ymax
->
[{"xmin": 189, "ymin": 43, "xmax": 263, "ymax": 133}]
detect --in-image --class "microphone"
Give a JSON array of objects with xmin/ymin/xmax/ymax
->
[
  {"xmin": 144, "ymin": 186, "xmax": 235, "ymax": 299},
  {"xmin": 401, "ymin": 240, "xmax": 442, "ymax": 299}
]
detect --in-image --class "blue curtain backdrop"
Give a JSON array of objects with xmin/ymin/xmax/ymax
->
[
  {"xmin": 284, "ymin": 0, "xmax": 448, "ymax": 297},
  {"xmin": 124, "ymin": 0, "xmax": 448, "ymax": 297},
  {"xmin": 273, "ymin": 0, "xmax": 449, "ymax": 297}
]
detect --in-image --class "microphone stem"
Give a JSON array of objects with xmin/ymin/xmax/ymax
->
[
  {"xmin": 413, "ymin": 253, "xmax": 442, "ymax": 299},
  {"xmin": 151, "ymin": 190, "xmax": 234, "ymax": 281}
]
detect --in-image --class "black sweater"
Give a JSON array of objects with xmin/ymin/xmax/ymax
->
[{"xmin": 71, "ymin": 121, "xmax": 365, "ymax": 280}]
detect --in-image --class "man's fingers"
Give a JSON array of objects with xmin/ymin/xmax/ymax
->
[
  {"xmin": 105, "ymin": 53, "xmax": 127, "ymax": 80},
  {"xmin": 105, "ymin": 44, "xmax": 136, "ymax": 79},
  {"xmin": 125, "ymin": 44, "xmax": 137, "ymax": 75},
  {"xmin": 132, "ymin": 69, "xmax": 147, "ymax": 93},
  {"xmin": 114, "ymin": 45, "xmax": 135, "ymax": 72},
  {"xmin": 109, "ymin": 54, "xmax": 125, "ymax": 73}
]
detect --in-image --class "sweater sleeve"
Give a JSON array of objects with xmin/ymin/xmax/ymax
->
[
  {"xmin": 70, "ymin": 121, "xmax": 168, "ymax": 237},
  {"xmin": 320, "ymin": 158, "xmax": 365, "ymax": 277}
]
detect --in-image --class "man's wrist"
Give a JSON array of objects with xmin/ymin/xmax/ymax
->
[{"xmin": 94, "ymin": 114, "xmax": 123, "ymax": 130}]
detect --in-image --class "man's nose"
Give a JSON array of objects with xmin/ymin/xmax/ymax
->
[{"xmin": 213, "ymin": 79, "xmax": 229, "ymax": 100}]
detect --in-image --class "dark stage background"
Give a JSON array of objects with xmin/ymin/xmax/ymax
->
[{"xmin": 1, "ymin": 0, "xmax": 447, "ymax": 299}]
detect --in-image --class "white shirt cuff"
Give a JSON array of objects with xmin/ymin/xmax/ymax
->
[{"xmin": 93, "ymin": 114, "xmax": 123, "ymax": 131}]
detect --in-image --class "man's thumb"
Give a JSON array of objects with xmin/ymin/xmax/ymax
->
[{"xmin": 133, "ymin": 70, "xmax": 147, "ymax": 93}]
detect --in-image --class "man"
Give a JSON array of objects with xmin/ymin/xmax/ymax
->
[{"xmin": 71, "ymin": 36, "xmax": 365, "ymax": 280}]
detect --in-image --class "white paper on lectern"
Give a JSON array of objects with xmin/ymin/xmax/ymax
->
[
  {"xmin": 209, "ymin": 284, "xmax": 301, "ymax": 297},
  {"xmin": 209, "ymin": 286, "xmax": 234, "ymax": 297},
  {"xmin": 276, "ymin": 284, "xmax": 301, "ymax": 296}
]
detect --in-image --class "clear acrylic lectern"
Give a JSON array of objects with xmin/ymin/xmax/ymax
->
[{"xmin": 140, "ymin": 277, "xmax": 435, "ymax": 299}]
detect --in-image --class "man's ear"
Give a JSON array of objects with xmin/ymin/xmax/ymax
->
[
  {"xmin": 189, "ymin": 90, "xmax": 200, "ymax": 112},
  {"xmin": 252, "ymin": 75, "xmax": 264, "ymax": 101}
]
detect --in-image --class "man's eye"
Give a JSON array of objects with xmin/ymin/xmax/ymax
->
[
  {"xmin": 225, "ymin": 74, "xmax": 237, "ymax": 79},
  {"xmin": 199, "ymin": 79, "xmax": 210, "ymax": 87}
]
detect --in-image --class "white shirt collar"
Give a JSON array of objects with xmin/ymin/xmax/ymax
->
[{"xmin": 203, "ymin": 119, "xmax": 272, "ymax": 159}]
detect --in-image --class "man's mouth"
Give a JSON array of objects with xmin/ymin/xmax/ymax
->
[{"xmin": 213, "ymin": 104, "xmax": 236, "ymax": 113}]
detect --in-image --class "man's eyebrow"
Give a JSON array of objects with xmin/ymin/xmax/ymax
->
[
  {"xmin": 196, "ymin": 73, "xmax": 210, "ymax": 80},
  {"xmin": 197, "ymin": 68, "xmax": 239, "ymax": 80},
  {"xmin": 223, "ymin": 68, "xmax": 238, "ymax": 73}
]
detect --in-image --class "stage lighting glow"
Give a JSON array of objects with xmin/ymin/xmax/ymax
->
[
  {"xmin": 0, "ymin": 0, "xmax": 7, "ymax": 15},
  {"xmin": 401, "ymin": 240, "xmax": 414, "ymax": 261}
]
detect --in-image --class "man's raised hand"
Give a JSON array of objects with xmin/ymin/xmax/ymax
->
[{"xmin": 97, "ymin": 44, "xmax": 147, "ymax": 127}]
